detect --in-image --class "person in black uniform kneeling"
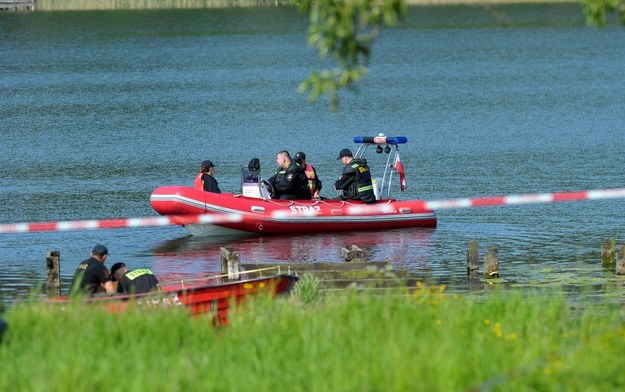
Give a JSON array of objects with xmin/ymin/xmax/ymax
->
[
  {"xmin": 267, "ymin": 150, "xmax": 311, "ymax": 200},
  {"xmin": 110, "ymin": 262, "xmax": 161, "ymax": 295},
  {"xmin": 334, "ymin": 148, "xmax": 377, "ymax": 204}
]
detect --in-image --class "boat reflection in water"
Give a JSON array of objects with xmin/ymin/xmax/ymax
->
[{"xmin": 150, "ymin": 228, "xmax": 435, "ymax": 281}]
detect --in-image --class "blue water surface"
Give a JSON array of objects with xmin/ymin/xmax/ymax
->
[{"xmin": 1, "ymin": 4, "xmax": 624, "ymax": 305}]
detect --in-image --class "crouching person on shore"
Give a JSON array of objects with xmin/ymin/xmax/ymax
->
[
  {"xmin": 69, "ymin": 244, "xmax": 115, "ymax": 297},
  {"xmin": 110, "ymin": 263, "xmax": 161, "ymax": 295}
]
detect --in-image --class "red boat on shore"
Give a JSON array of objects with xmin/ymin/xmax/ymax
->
[
  {"xmin": 50, "ymin": 271, "xmax": 298, "ymax": 325},
  {"xmin": 150, "ymin": 135, "xmax": 437, "ymax": 236}
]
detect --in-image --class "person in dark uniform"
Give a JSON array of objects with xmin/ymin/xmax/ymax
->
[
  {"xmin": 194, "ymin": 160, "xmax": 221, "ymax": 193},
  {"xmin": 69, "ymin": 244, "xmax": 115, "ymax": 296},
  {"xmin": 334, "ymin": 148, "xmax": 377, "ymax": 204},
  {"xmin": 267, "ymin": 150, "xmax": 311, "ymax": 200},
  {"xmin": 110, "ymin": 262, "xmax": 161, "ymax": 295}
]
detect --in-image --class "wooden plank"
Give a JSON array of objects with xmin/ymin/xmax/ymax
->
[
  {"xmin": 466, "ymin": 240, "xmax": 479, "ymax": 273},
  {"xmin": 220, "ymin": 247, "xmax": 240, "ymax": 280},
  {"xmin": 484, "ymin": 247, "xmax": 499, "ymax": 278},
  {"xmin": 616, "ymin": 245, "xmax": 625, "ymax": 275},
  {"xmin": 46, "ymin": 250, "xmax": 61, "ymax": 298},
  {"xmin": 601, "ymin": 238, "xmax": 616, "ymax": 266},
  {"xmin": 341, "ymin": 244, "xmax": 365, "ymax": 261}
]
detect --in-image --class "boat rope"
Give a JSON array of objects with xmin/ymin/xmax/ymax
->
[{"xmin": 2, "ymin": 187, "xmax": 625, "ymax": 234}]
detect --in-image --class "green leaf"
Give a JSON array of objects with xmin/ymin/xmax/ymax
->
[{"xmin": 292, "ymin": 0, "xmax": 405, "ymax": 111}]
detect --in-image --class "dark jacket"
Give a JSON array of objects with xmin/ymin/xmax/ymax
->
[
  {"xmin": 334, "ymin": 158, "xmax": 376, "ymax": 204},
  {"xmin": 201, "ymin": 173, "xmax": 221, "ymax": 193},
  {"xmin": 116, "ymin": 269, "xmax": 160, "ymax": 295},
  {"xmin": 268, "ymin": 163, "xmax": 311, "ymax": 200},
  {"xmin": 69, "ymin": 257, "xmax": 112, "ymax": 296}
]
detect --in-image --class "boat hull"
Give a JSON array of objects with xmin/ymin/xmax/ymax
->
[
  {"xmin": 150, "ymin": 186, "xmax": 437, "ymax": 235},
  {"xmin": 50, "ymin": 274, "xmax": 298, "ymax": 325}
]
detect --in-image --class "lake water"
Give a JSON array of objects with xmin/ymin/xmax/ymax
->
[{"xmin": 1, "ymin": 4, "xmax": 625, "ymax": 306}]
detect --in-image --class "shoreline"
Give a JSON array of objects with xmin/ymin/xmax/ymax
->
[{"xmin": 26, "ymin": 0, "xmax": 580, "ymax": 12}]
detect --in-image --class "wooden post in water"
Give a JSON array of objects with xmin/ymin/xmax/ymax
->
[
  {"xmin": 466, "ymin": 241, "xmax": 480, "ymax": 274},
  {"xmin": 601, "ymin": 238, "xmax": 616, "ymax": 266},
  {"xmin": 616, "ymin": 245, "xmax": 625, "ymax": 275},
  {"xmin": 483, "ymin": 247, "xmax": 499, "ymax": 279},
  {"xmin": 341, "ymin": 244, "xmax": 365, "ymax": 262},
  {"xmin": 46, "ymin": 250, "xmax": 61, "ymax": 298},
  {"xmin": 220, "ymin": 247, "xmax": 240, "ymax": 280}
]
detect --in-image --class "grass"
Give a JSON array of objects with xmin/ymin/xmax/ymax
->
[{"xmin": 1, "ymin": 284, "xmax": 625, "ymax": 391}]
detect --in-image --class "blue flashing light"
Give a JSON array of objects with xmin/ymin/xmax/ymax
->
[{"xmin": 354, "ymin": 136, "xmax": 408, "ymax": 145}]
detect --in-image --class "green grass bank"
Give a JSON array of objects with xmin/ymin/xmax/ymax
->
[
  {"xmin": 1, "ymin": 285, "xmax": 624, "ymax": 391},
  {"xmin": 32, "ymin": 0, "xmax": 578, "ymax": 11}
]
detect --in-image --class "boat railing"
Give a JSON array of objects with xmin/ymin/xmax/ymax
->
[
  {"xmin": 354, "ymin": 135, "xmax": 405, "ymax": 200},
  {"xmin": 159, "ymin": 265, "xmax": 296, "ymax": 289}
]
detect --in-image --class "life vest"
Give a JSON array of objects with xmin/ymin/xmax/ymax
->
[
  {"xmin": 303, "ymin": 163, "xmax": 317, "ymax": 194},
  {"xmin": 193, "ymin": 172, "xmax": 204, "ymax": 190}
]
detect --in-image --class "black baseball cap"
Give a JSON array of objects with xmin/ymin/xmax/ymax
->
[
  {"xmin": 92, "ymin": 244, "xmax": 108, "ymax": 256},
  {"xmin": 110, "ymin": 262, "xmax": 126, "ymax": 280},
  {"xmin": 337, "ymin": 148, "xmax": 353, "ymax": 159},
  {"xmin": 295, "ymin": 151, "xmax": 306, "ymax": 161}
]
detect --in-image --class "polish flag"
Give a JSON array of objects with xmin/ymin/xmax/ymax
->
[{"xmin": 394, "ymin": 154, "xmax": 406, "ymax": 191}]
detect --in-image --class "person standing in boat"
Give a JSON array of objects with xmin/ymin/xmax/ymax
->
[
  {"xmin": 110, "ymin": 262, "xmax": 161, "ymax": 295},
  {"xmin": 334, "ymin": 148, "xmax": 377, "ymax": 204},
  {"xmin": 268, "ymin": 150, "xmax": 311, "ymax": 200},
  {"xmin": 194, "ymin": 160, "xmax": 221, "ymax": 193},
  {"xmin": 69, "ymin": 244, "xmax": 115, "ymax": 297},
  {"xmin": 294, "ymin": 151, "xmax": 322, "ymax": 200}
]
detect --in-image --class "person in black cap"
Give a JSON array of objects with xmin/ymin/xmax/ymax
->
[
  {"xmin": 69, "ymin": 244, "xmax": 115, "ymax": 296},
  {"xmin": 334, "ymin": 148, "xmax": 376, "ymax": 204},
  {"xmin": 110, "ymin": 262, "xmax": 160, "ymax": 295},
  {"xmin": 267, "ymin": 150, "xmax": 311, "ymax": 200},
  {"xmin": 194, "ymin": 160, "xmax": 221, "ymax": 193},
  {"xmin": 294, "ymin": 151, "xmax": 322, "ymax": 199}
]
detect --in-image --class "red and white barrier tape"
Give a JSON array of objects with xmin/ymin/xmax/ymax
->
[
  {"xmin": 423, "ymin": 188, "xmax": 625, "ymax": 210},
  {"xmin": 0, "ymin": 214, "xmax": 242, "ymax": 234},
  {"xmin": 1, "ymin": 187, "xmax": 624, "ymax": 234},
  {"xmin": 344, "ymin": 187, "xmax": 625, "ymax": 215}
]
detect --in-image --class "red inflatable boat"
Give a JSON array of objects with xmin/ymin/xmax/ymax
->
[{"xmin": 150, "ymin": 136, "xmax": 437, "ymax": 236}]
